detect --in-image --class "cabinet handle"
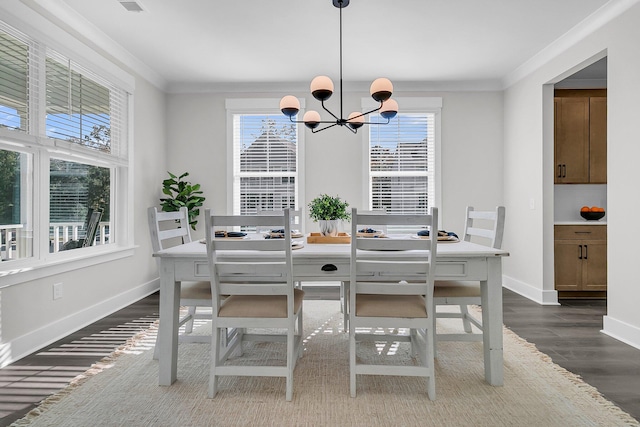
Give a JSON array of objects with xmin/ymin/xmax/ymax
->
[
  {"xmin": 562, "ymin": 164, "xmax": 567, "ymax": 178},
  {"xmin": 557, "ymin": 164, "xmax": 562, "ymax": 178},
  {"xmin": 584, "ymin": 245, "xmax": 588, "ymax": 260},
  {"xmin": 578, "ymin": 244, "xmax": 583, "ymax": 259},
  {"xmin": 321, "ymin": 264, "xmax": 337, "ymax": 272}
]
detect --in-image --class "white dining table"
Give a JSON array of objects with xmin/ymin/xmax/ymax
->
[{"xmin": 153, "ymin": 236, "xmax": 509, "ymax": 387}]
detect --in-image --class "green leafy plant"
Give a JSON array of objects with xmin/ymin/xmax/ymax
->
[
  {"xmin": 160, "ymin": 172, "xmax": 205, "ymax": 230},
  {"xmin": 308, "ymin": 194, "xmax": 351, "ymax": 221}
]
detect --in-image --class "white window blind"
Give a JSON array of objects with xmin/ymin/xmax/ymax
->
[
  {"xmin": 0, "ymin": 23, "xmax": 34, "ymax": 133},
  {"xmin": 368, "ymin": 109, "xmax": 437, "ymax": 227},
  {"xmin": 46, "ymin": 50, "xmax": 128, "ymax": 160},
  {"xmin": 231, "ymin": 113, "xmax": 298, "ymax": 216}
]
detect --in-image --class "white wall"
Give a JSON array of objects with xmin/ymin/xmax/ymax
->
[
  {"xmin": 166, "ymin": 90, "xmax": 504, "ymax": 239},
  {"xmin": 0, "ymin": 3, "xmax": 169, "ymax": 363},
  {"xmin": 503, "ymin": 3, "xmax": 640, "ymax": 348}
]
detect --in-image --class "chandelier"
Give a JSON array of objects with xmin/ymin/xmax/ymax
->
[{"xmin": 279, "ymin": 0, "xmax": 398, "ymax": 134}]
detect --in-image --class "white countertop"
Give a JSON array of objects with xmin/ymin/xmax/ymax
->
[{"xmin": 555, "ymin": 220, "xmax": 607, "ymax": 225}]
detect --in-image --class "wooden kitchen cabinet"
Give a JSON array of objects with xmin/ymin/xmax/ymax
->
[
  {"xmin": 554, "ymin": 225, "xmax": 607, "ymax": 298},
  {"xmin": 554, "ymin": 89, "xmax": 607, "ymax": 184},
  {"xmin": 589, "ymin": 96, "xmax": 607, "ymax": 183}
]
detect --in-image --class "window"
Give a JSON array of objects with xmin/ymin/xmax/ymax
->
[
  {"xmin": 49, "ymin": 158, "xmax": 111, "ymax": 252},
  {"xmin": 0, "ymin": 147, "xmax": 32, "ymax": 261},
  {"xmin": 364, "ymin": 97, "xmax": 441, "ymax": 231},
  {"xmin": 227, "ymin": 99, "xmax": 303, "ymax": 217},
  {"xmin": 0, "ymin": 20, "xmax": 130, "ymax": 267}
]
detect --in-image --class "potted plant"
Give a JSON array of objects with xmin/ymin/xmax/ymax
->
[
  {"xmin": 308, "ymin": 194, "xmax": 350, "ymax": 236},
  {"xmin": 159, "ymin": 172, "xmax": 206, "ymax": 231}
]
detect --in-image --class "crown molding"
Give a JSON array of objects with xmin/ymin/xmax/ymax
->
[
  {"xmin": 19, "ymin": 0, "xmax": 168, "ymax": 91},
  {"xmin": 502, "ymin": 0, "xmax": 640, "ymax": 89},
  {"xmin": 166, "ymin": 79, "xmax": 504, "ymax": 95}
]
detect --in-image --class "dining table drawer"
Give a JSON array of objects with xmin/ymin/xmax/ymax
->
[
  {"xmin": 435, "ymin": 259, "xmax": 488, "ymax": 280},
  {"xmin": 293, "ymin": 260, "xmax": 350, "ymax": 279}
]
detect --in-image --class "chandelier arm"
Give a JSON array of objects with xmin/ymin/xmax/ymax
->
[
  {"xmin": 346, "ymin": 102, "xmax": 384, "ymax": 121},
  {"xmin": 355, "ymin": 117, "xmax": 392, "ymax": 125},
  {"xmin": 321, "ymin": 100, "xmax": 340, "ymax": 121},
  {"xmin": 361, "ymin": 102, "xmax": 384, "ymax": 117},
  {"xmin": 311, "ymin": 122, "xmax": 341, "ymax": 133},
  {"xmin": 345, "ymin": 124, "xmax": 358, "ymax": 134},
  {"xmin": 287, "ymin": 116, "xmax": 343, "ymax": 125}
]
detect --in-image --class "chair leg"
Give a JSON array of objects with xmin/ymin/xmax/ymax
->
[
  {"xmin": 460, "ymin": 305, "xmax": 473, "ymax": 333},
  {"xmin": 209, "ymin": 324, "xmax": 220, "ymax": 398},
  {"xmin": 426, "ymin": 325, "xmax": 436, "ymax": 401},
  {"xmin": 184, "ymin": 306, "xmax": 197, "ymax": 334},
  {"xmin": 410, "ymin": 328, "xmax": 418, "ymax": 357},
  {"xmin": 297, "ymin": 310, "xmax": 304, "ymax": 359},
  {"xmin": 342, "ymin": 281, "xmax": 349, "ymax": 333},
  {"xmin": 349, "ymin": 323, "xmax": 356, "ymax": 397},
  {"xmin": 152, "ymin": 336, "xmax": 160, "ymax": 360},
  {"xmin": 432, "ymin": 303, "xmax": 438, "ymax": 358},
  {"xmin": 286, "ymin": 327, "xmax": 294, "ymax": 401}
]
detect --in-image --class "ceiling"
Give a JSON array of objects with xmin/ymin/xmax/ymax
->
[{"xmin": 35, "ymin": 0, "xmax": 615, "ymax": 92}]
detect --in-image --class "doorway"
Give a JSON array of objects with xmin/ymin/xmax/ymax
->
[{"xmin": 549, "ymin": 55, "xmax": 608, "ymax": 301}]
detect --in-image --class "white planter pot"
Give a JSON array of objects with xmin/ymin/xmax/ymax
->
[{"xmin": 318, "ymin": 220, "xmax": 339, "ymax": 237}]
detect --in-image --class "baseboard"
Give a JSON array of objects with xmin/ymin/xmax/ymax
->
[
  {"xmin": 1, "ymin": 278, "xmax": 160, "ymax": 368},
  {"xmin": 602, "ymin": 315, "xmax": 640, "ymax": 351},
  {"xmin": 502, "ymin": 275, "xmax": 560, "ymax": 305}
]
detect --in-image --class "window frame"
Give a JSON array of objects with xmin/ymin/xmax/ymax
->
[
  {"xmin": 0, "ymin": 18, "xmax": 135, "ymax": 288},
  {"xmin": 225, "ymin": 98, "xmax": 305, "ymax": 222},
  {"xmin": 360, "ymin": 97, "xmax": 442, "ymax": 228}
]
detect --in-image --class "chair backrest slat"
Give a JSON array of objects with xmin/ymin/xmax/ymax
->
[
  {"xmin": 463, "ymin": 206, "xmax": 505, "ymax": 249},
  {"xmin": 350, "ymin": 207, "xmax": 438, "ymax": 296},
  {"xmin": 205, "ymin": 209, "xmax": 294, "ymax": 306},
  {"xmin": 148, "ymin": 206, "xmax": 192, "ymax": 253}
]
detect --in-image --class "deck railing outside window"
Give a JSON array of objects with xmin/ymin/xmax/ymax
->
[
  {"xmin": 0, "ymin": 222, "xmax": 110, "ymax": 261},
  {"xmin": 0, "ymin": 224, "xmax": 23, "ymax": 261}
]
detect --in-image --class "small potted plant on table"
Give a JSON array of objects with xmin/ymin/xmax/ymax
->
[{"xmin": 308, "ymin": 194, "xmax": 350, "ymax": 236}]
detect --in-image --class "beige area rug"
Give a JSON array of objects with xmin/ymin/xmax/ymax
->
[{"xmin": 12, "ymin": 301, "xmax": 639, "ymax": 427}]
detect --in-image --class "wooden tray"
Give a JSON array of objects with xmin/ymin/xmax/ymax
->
[{"xmin": 307, "ymin": 232, "xmax": 351, "ymax": 244}]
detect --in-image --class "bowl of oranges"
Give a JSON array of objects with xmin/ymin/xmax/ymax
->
[{"xmin": 580, "ymin": 206, "xmax": 605, "ymax": 221}]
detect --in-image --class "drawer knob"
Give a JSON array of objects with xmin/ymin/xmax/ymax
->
[{"xmin": 321, "ymin": 264, "xmax": 338, "ymax": 272}]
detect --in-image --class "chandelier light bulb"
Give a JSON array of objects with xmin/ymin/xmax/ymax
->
[
  {"xmin": 370, "ymin": 77, "xmax": 393, "ymax": 102},
  {"xmin": 347, "ymin": 112, "xmax": 365, "ymax": 130},
  {"xmin": 310, "ymin": 76, "xmax": 334, "ymax": 101},
  {"xmin": 380, "ymin": 98, "xmax": 399, "ymax": 120},
  {"xmin": 303, "ymin": 110, "xmax": 321, "ymax": 129},
  {"xmin": 279, "ymin": 95, "xmax": 300, "ymax": 118}
]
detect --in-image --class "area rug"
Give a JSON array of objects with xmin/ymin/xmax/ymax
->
[{"xmin": 12, "ymin": 301, "xmax": 639, "ymax": 427}]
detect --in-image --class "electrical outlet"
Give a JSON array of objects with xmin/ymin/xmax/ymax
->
[{"xmin": 53, "ymin": 282, "xmax": 63, "ymax": 300}]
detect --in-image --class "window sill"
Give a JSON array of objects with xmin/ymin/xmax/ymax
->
[{"xmin": 0, "ymin": 245, "xmax": 137, "ymax": 289}]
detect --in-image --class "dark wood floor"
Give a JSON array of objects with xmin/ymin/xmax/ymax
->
[{"xmin": 1, "ymin": 287, "xmax": 638, "ymax": 426}]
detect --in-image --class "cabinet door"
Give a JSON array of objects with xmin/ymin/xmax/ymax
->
[
  {"xmin": 555, "ymin": 97, "xmax": 589, "ymax": 183},
  {"xmin": 589, "ymin": 97, "xmax": 607, "ymax": 183},
  {"xmin": 582, "ymin": 240, "xmax": 607, "ymax": 291},
  {"xmin": 554, "ymin": 241, "xmax": 582, "ymax": 291}
]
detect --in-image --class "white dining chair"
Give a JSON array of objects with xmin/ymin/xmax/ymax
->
[
  {"xmin": 205, "ymin": 208, "xmax": 304, "ymax": 401},
  {"xmin": 349, "ymin": 207, "xmax": 439, "ymax": 400},
  {"xmin": 433, "ymin": 206, "xmax": 505, "ymax": 347},
  {"xmin": 147, "ymin": 206, "xmax": 212, "ymax": 360},
  {"xmin": 340, "ymin": 209, "xmax": 387, "ymax": 331}
]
